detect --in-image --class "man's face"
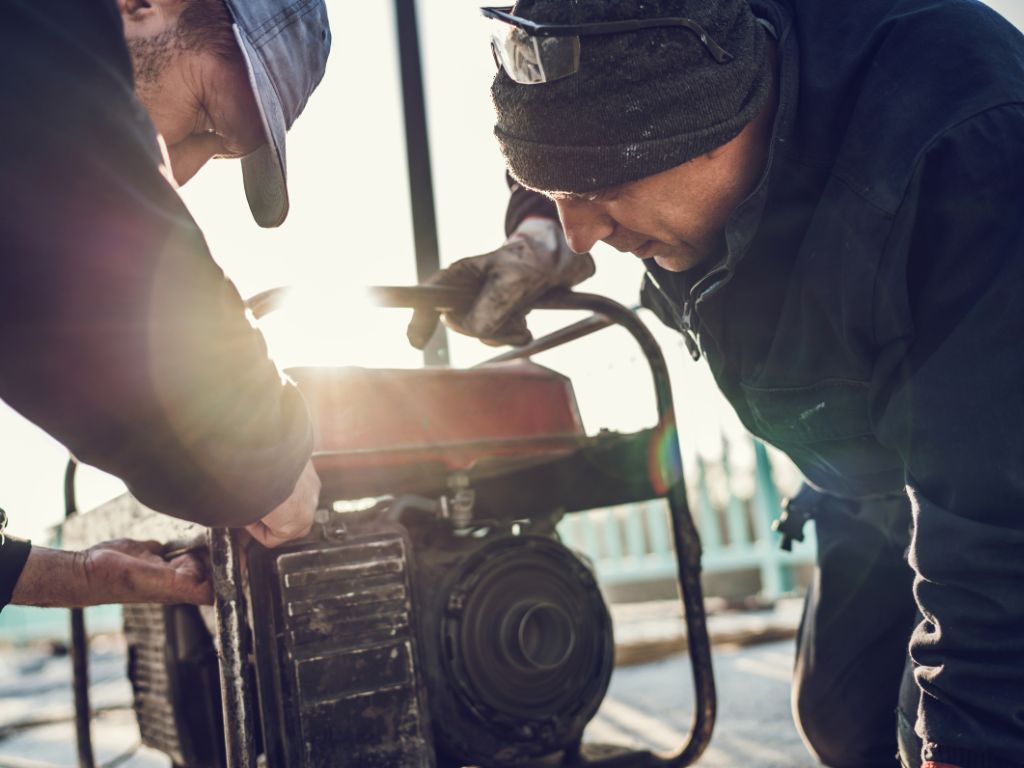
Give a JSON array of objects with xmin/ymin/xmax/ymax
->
[
  {"xmin": 120, "ymin": 0, "xmax": 265, "ymax": 186},
  {"xmin": 547, "ymin": 100, "xmax": 771, "ymax": 273}
]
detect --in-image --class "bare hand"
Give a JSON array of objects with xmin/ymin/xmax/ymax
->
[
  {"xmin": 245, "ymin": 459, "xmax": 320, "ymax": 548},
  {"xmin": 407, "ymin": 218, "xmax": 594, "ymax": 349},
  {"xmin": 11, "ymin": 539, "xmax": 212, "ymax": 607}
]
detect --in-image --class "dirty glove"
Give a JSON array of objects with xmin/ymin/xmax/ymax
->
[{"xmin": 407, "ymin": 218, "xmax": 595, "ymax": 349}]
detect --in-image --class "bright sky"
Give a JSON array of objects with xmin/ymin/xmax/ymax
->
[{"xmin": 1, "ymin": 0, "xmax": 1020, "ymax": 544}]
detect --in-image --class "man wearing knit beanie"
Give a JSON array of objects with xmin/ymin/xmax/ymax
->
[
  {"xmin": 411, "ymin": 1, "xmax": 1024, "ymax": 767},
  {"xmin": 491, "ymin": 0, "xmax": 772, "ymax": 198}
]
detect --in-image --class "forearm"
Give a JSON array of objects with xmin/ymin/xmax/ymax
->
[
  {"xmin": 908, "ymin": 488, "xmax": 1024, "ymax": 767},
  {"xmin": 10, "ymin": 547, "xmax": 89, "ymax": 608},
  {"xmin": 10, "ymin": 541, "xmax": 212, "ymax": 608},
  {"xmin": 872, "ymin": 106, "xmax": 1024, "ymax": 766}
]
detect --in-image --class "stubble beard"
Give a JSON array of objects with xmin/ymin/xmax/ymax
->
[{"xmin": 127, "ymin": 30, "xmax": 178, "ymax": 105}]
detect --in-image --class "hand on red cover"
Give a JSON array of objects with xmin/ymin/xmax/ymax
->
[{"xmin": 245, "ymin": 459, "xmax": 320, "ymax": 548}]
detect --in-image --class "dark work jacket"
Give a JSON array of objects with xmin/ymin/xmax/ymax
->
[
  {"xmin": 507, "ymin": 0, "xmax": 1024, "ymax": 764},
  {"xmin": 0, "ymin": 1, "xmax": 313, "ymax": 604}
]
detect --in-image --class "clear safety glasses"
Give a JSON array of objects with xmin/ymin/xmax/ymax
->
[{"xmin": 482, "ymin": 5, "xmax": 734, "ymax": 85}]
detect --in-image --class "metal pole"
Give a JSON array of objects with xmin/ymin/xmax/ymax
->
[
  {"xmin": 65, "ymin": 458, "xmax": 96, "ymax": 768},
  {"xmin": 210, "ymin": 528, "xmax": 257, "ymax": 768},
  {"xmin": 393, "ymin": 0, "xmax": 449, "ymax": 367}
]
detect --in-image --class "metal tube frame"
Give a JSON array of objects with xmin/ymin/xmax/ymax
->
[
  {"xmin": 63, "ymin": 285, "xmax": 712, "ymax": 768},
  {"xmin": 224, "ymin": 286, "xmax": 716, "ymax": 767},
  {"xmin": 483, "ymin": 290, "xmax": 716, "ymax": 767},
  {"xmin": 393, "ymin": 0, "xmax": 449, "ymax": 368},
  {"xmin": 65, "ymin": 458, "xmax": 97, "ymax": 768},
  {"xmin": 209, "ymin": 527, "xmax": 259, "ymax": 768}
]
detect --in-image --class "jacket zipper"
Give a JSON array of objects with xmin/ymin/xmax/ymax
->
[
  {"xmin": 680, "ymin": 300, "xmax": 701, "ymax": 362},
  {"xmin": 645, "ymin": 271, "xmax": 702, "ymax": 361}
]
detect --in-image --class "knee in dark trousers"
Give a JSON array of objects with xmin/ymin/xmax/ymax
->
[
  {"xmin": 793, "ymin": 644, "xmax": 907, "ymax": 768},
  {"xmin": 788, "ymin": 487, "xmax": 917, "ymax": 768}
]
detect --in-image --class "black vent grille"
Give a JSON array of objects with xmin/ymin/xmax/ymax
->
[
  {"xmin": 257, "ymin": 532, "xmax": 434, "ymax": 768},
  {"xmin": 123, "ymin": 603, "xmax": 224, "ymax": 768},
  {"xmin": 124, "ymin": 604, "xmax": 185, "ymax": 763}
]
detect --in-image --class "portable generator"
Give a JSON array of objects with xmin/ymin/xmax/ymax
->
[{"xmin": 61, "ymin": 288, "xmax": 715, "ymax": 768}]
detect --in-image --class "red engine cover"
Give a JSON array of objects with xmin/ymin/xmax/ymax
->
[{"xmin": 288, "ymin": 362, "xmax": 584, "ymax": 476}]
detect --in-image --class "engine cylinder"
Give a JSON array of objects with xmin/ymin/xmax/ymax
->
[{"xmin": 428, "ymin": 534, "xmax": 614, "ymax": 766}]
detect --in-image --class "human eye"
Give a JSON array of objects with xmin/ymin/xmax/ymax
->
[
  {"xmin": 542, "ymin": 184, "xmax": 623, "ymax": 204},
  {"xmin": 588, "ymin": 184, "xmax": 623, "ymax": 202}
]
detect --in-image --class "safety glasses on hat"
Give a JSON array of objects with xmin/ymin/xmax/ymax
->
[{"xmin": 481, "ymin": 5, "xmax": 734, "ymax": 85}]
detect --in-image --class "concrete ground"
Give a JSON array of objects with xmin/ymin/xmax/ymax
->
[
  {"xmin": 0, "ymin": 600, "xmax": 811, "ymax": 767},
  {"xmin": 590, "ymin": 639, "xmax": 815, "ymax": 767}
]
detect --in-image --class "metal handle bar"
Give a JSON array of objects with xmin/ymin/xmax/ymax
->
[
  {"xmin": 244, "ymin": 284, "xmax": 474, "ymax": 320},
  {"xmin": 493, "ymin": 290, "xmax": 715, "ymax": 767}
]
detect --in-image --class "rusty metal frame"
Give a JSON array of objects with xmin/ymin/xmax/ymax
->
[
  {"xmin": 214, "ymin": 286, "xmax": 720, "ymax": 768},
  {"xmin": 237, "ymin": 286, "xmax": 717, "ymax": 766},
  {"xmin": 62, "ymin": 286, "xmax": 715, "ymax": 768},
  {"xmin": 481, "ymin": 290, "xmax": 716, "ymax": 767},
  {"xmin": 208, "ymin": 528, "xmax": 259, "ymax": 768}
]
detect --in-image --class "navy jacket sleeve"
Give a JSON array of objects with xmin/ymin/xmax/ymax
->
[
  {"xmin": 0, "ymin": 538, "xmax": 32, "ymax": 612},
  {"xmin": 0, "ymin": 1, "xmax": 312, "ymax": 528},
  {"xmin": 873, "ymin": 105, "xmax": 1024, "ymax": 766}
]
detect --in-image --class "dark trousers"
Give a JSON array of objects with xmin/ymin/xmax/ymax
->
[{"xmin": 789, "ymin": 486, "xmax": 921, "ymax": 768}]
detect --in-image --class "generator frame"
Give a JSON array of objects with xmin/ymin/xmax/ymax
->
[{"xmin": 61, "ymin": 287, "xmax": 716, "ymax": 768}]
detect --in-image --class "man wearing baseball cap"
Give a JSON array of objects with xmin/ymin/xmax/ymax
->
[
  {"xmin": 412, "ymin": 1, "xmax": 1024, "ymax": 767},
  {"xmin": 0, "ymin": 0, "xmax": 329, "ymax": 608},
  {"xmin": 123, "ymin": 0, "xmax": 331, "ymax": 227}
]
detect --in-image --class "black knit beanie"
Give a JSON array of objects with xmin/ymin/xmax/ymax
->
[{"xmin": 492, "ymin": 0, "xmax": 771, "ymax": 194}]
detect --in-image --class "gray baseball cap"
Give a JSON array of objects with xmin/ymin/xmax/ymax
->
[{"xmin": 223, "ymin": 0, "xmax": 332, "ymax": 228}]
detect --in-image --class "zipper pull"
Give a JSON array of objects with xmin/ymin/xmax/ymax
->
[
  {"xmin": 643, "ymin": 270, "xmax": 702, "ymax": 361},
  {"xmin": 681, "ymin": 330, "xmax": 701, "ymax": 361},
  {"xmin": 681, "ymin": 301, "xmax": 702, "ymax": 361}
]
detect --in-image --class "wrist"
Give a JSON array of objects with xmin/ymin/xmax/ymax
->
[{"xmin": 10, "ymin": 546, "xmax": 87, "ymax": 607}]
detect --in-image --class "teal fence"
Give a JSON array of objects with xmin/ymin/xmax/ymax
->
[
  {"xmin": 0, "ymin": 604, "xmax": 122, "ymax": 645},
  {"xmin": 557, "ymin": 440, "xmax": 816, "ymax": 600}
]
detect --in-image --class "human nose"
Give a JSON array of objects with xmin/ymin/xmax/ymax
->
[{"xmin": 555, "ymin": 199, "xmax": 614, "ymax": 254}]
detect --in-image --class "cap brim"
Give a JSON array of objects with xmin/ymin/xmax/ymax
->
[{"xmin": 233, "ymin": 24, "xmax": 289, "ymax": 228}]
